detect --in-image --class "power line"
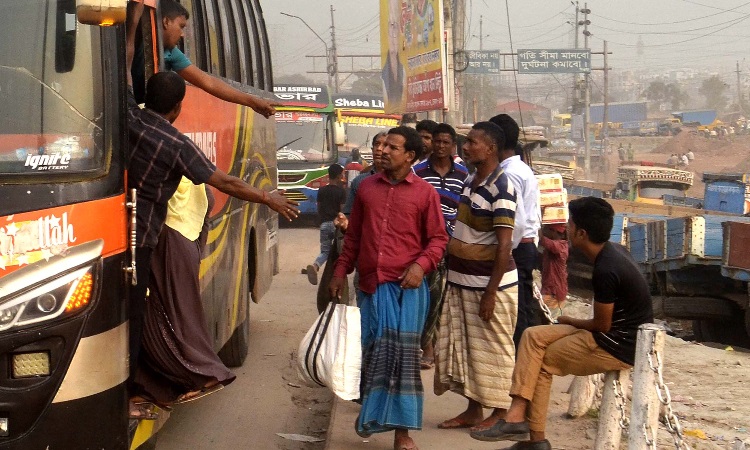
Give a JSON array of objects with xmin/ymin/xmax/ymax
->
[
  {"xmin": 592, "ymin": 13, "xmax": 750, "ymax": 35},
  {"xmin": 591, "ymin": 1, "xmax": 750, "ymax": 26}
]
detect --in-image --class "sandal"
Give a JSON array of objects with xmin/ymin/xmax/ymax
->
[
  {"xmin": 174, "ymin": 383, "xmax": 224, "ymax": 405},
  {"xmin": 129, "ymin": 401, "xmax": 158, "ymax": 421},
  {"xmin": 419, "ymin": 356, "xmax": 435, "ymax": 370}
]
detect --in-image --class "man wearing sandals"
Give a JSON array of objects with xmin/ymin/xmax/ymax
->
[
  {"xmin": 434, "ymin": 122, "xmax": 519, "ymax": 434},
  {"xmin": 470, "ymin": 197, "xmax": 653, "ymax": 449},
  {"xmin": 330, "ymin": 126, "xmax": 448, "ymax": 450}
]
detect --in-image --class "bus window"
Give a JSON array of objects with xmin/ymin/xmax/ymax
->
[
  {"xmin": 0, "ymin": 0, "xmax": 105, "ymax": 179},
  {"xmin": 244, "ymin": 0, "xmax": 263, "ymax": 88},
  {"xmin": 231, "ymin": 0, "xmax": 254, "ymax": 85},
  {"xmin": 181, "ymin": 0, "xmax": 209, "ymax": 71},
  {"xmin": 253, "ymin": 0, "xmax": 273, "ymax": 89},
  {"xmin": 202, "ymin": 0, "xmax": 225, "ymax": 77},
  {"xmin": 217, "ymin": 0, "xmax": 239, "ymax": 82}
]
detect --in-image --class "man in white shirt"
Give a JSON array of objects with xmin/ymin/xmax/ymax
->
[{"xmin": 490, "ymin": 114, "xmax": 543, "ymax": 347}]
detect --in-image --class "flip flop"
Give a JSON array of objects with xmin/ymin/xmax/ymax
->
[
  {"xmin": 437, "ymin": 417, "xmax": 481, "ymax": 429},
  {"xmin": 129, "ymin": 402, "xmax": 158, "ymax": 421},
  {"xmin": 419, "ymin": 357, "xmax": 435, "ymax": 370},
  {"xmin": 174, "ymin": 384, "xmax": 224, "ymax": 405}
]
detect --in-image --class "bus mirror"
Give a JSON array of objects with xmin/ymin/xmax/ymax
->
[
  {"xmin": 334, "ymin": 122, "xmax": 346, "ymax": 146},
  {"xmin": 76, "ymin": 0, "xmax": 127, "ymax": 26}
]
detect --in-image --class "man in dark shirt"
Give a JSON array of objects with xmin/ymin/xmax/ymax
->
[
  {"xmin": 125, "ymin": 64, "xmax": 298, "ymax": 419},
  {"xmin": 306, "ymin": 164, "xmax": 346, "ymax": 285},
  {"xmin": 471, "ymin": 197, "xmax": 653, "ymax": 450},
  {"xmin": 413, "ymin": 123, "xmax": 468, "ymax": 370}
]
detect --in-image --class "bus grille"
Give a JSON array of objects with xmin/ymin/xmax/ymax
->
[{"xmin": 279, "ymin": 174, "xmax": 305, "ymax": 184}]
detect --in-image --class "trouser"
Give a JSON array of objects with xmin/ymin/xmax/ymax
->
[
  {"xmin": 313, "ymin": 221, "xmax": 335, "ymax": 267},
  {"xmin": 512, "ymin": 242, "xmax": 543, "ymax": 348},
  {"xmin": 128, "ymin": 246, "xmax": 153, "ymax": 380},
  {"xmin": 420, "ymin": 258, "xmax": 447, "ymax": 350},
  {"xmin": 510, "ymin": 325, "xmax": 630, "ymax": 432}
]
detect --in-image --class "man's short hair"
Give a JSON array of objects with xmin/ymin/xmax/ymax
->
[
  {"xmin": 372, "ymin": 132, "xmax": 387, "ymax": 148},
  {"xmin": 161, "ymin": 0, "xmax": 190, "ymax": 20},
  {"xmin": 489, "ymin": 114, "xmax": 519, "ymax": 150},
  {"xmin": 145, "ymin": 71, "xmax": 186, "ymax": 114},
  {"xmin": 472, "ymin": 121, "xmax": 506, "ymax": 151},
  {"xmin": 328, "ymin": 163, "xmax": 344, "ymax": 179},
  {"xmin": 568, "ymin": 197, "xmax": 615, "ymax": 244},
  {"xmin": 388, "ymin": 126, "xmax": 424, "ymax": 161},
  {"xmin": 432, "ymin": 123, "xmax": 456, "ymax": 142},
  {"xmin": 415, "ymin": 119, "xmax": 439, "ymax": 134}
]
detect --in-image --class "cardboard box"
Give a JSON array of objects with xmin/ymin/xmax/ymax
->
[
  {"xmin": 536, "ymin": 173, "xmax": 564, "ymax": 193},
  {"xmin": 539, "ymin": 189, "xmax": 567, "ymax": 207},
  {"xmin": 542, "ymin": 206, "xmax": 569, "ymax": 224}
]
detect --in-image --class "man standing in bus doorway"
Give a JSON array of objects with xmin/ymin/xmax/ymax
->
[
  {"xmin": 413, "ymin": 123, "xmax": 469, "ymax": 370},
  {"xmin": 306, "ymin": 164, "xmax": 346, "ymax": 286},
  {"xmin": 125, "ymin": 3, "xmax": 299, "ymax": 420},
  {"xmin": 330, "ymin": 127, "xmax": 448, "ymax": 450},
  {"xmin": 435, "ymin": 122, "xmax": 518, "ymax": 433},
  {"xmin": 130, "ymin": 0, "xmax": 277, "ymax": 118},
  {"xmin": 490, "ymin": 114, "xmax": 544, "ymax": 349}
]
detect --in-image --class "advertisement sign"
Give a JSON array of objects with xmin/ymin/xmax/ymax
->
[
  {"xmin": 272, "ymin": 85, "xmax": 331, "ymax": 110},
  {"xmin": 517, "ymin": 49, "xmax": 591, "ymax": 74},
  {"xmin": 332, "ymin": 94, "xmax": 386, "ymax": 112},
  {"xmin": 465, "ymin": 50, "xmax": 500, "ymax": 74},
  {"xmin": 380, "ymin": 0, "xmax": 445, "ymax": 114}
]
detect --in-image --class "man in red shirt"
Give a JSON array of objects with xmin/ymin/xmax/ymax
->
[{"xmin": 330, "ymin": 126, "xmax": 448, "ymax": 450}]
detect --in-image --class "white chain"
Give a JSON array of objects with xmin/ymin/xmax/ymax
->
[
  {"xmin": 613, "ymin": 377, "xmax": 629, "ymax": 430},
  {"xmin": 647, "ymin": 333, "xmax": 692, "ymax": 450}
]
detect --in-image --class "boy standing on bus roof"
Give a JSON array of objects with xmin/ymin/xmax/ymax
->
[
  {"xmin": 129, "ymin": 0, "xmax": 277, "ymax": 118},
  {"xmin": 125, "ymin": 2, "xmax": 298, "ymax": 420}
]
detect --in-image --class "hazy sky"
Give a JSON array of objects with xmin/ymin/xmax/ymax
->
[{"xmin": 261, "ymin": 0, "xmax": 750, "ymax": 82}]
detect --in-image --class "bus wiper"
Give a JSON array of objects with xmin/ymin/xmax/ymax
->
[{"xmin": 277, "ymin": 137, "xmax": 303, "ymax": 151}]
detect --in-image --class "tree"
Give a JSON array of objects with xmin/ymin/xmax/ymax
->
[
  {"xmin": 348, "ymin": 74, "xmax": 383, "ymax": 95},
  {"xmin": 641, "ymin": 80, "xmax": 689, "ymax": 111},
  {"xmin": 699, "ymin": 75, "xmax": 729, "ymax": 111}
]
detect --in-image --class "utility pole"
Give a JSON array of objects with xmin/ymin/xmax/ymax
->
[
  {"xmin": 582, "ymin": 3, "xmax": 591, "ymax": 178},
  {"xmin": 329, "ymin": 5, "xmax": 340, "ymax": 93},
  {"xmin": 454, "ymin": 0, "xmax": 466, "ymax": 123},
  {"xmin": 572, "ymin": 1, "xmax": 580, "ymax": 114},
  {"xmin": 479, "ymin": 15, "xmax": 484, "ymax": 121},
  {"xmin": 443, "ymin": 1, "xmax": 456, "ymax": 123},
  {"xmin": 737, "ymin": 60, "xmax": 743, "ymax": 113},
  {"xmin": 603, "ymin": 40, "xmax": 609, "ymax": 144}
]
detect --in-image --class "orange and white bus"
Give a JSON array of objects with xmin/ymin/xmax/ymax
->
[{"xmin": 0, "ymin": 0, "xmax": 278, "ymax": 448}]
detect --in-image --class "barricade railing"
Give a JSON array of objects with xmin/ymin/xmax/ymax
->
[{"xmin": 594, "ymin": 323, "xmax": 692, "ymax": 450}]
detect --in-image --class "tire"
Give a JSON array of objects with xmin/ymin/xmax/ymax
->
[
  {"xmin": 218, "ymin": 304, "xmax": 250, "ymax": 367},
  {"xmin": 663, "ymin": 296, "xmax": 737, "ymax": 320}
]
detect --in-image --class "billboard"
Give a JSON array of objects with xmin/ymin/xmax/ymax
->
[
  {"xmin": 380, "ymin": 0, "xmax": 445, "ymax": 114},
  {"xmin": 517, "ymin": 49, "xmax": 591, "ymax": 74},
  {"xmin": 465, "ymin": 50, "xmax": 500, "ymax": 74}
]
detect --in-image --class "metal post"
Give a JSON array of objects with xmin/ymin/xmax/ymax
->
[
  {"xmin": 479, "ymin": 15, "xmax": 484, "ymax": 121},
  {"xmin": 280, "ymin": 12, "xmax": 331, "ymax": 88},
  {"xmin": 737, "ymin": 61, "xmax": 743, "ymax": 113},
  {"xmin": 330, "ymin": 5, "xmax": 340, "ymax": 93},
  {"xmin": 443, "ymin": 1, "xmax": 458, "ymax": 125},
  {"xmin": 572, "ymin": 1, "xmax": 579, "ymax": 114},
  {"xmin": 454, "ymin": 0, "xmax": 466, "ymax": 123},
  {"xmin": 595, "ymin": 369, "xmax": 630, "ymax": 450},
  {"xmin": 602, "ymin": 40, "xmax": 609, "ymax": 145},
  {"xmin": 628, "ymin": 324, "xmax": 665, "ymax": 450},
  {"xmin": 583, "ymin": 4, "xmax": 591, "ymax": 178}
]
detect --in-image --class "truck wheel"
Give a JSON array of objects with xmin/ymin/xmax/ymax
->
[{"xmin": 218, "ymin": 305, "xmax": 250, "ymax": 367}]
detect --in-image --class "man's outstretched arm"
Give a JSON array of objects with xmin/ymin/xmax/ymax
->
[
  {"xmin": 206, "ymin": 169, "xmax": 299, "ymax": 222},
  {"xmin": 177, "ymin": 65, "xmax": 279, "ymax": 118}
]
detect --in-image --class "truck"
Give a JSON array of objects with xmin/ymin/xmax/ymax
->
[
  {"xmin": 590, "ymin": 101, "xmax": 648, "ymax": 125},
  {"xmin": 614, "ymin": 162, "xmax": 693, "ymax": 205},
  {"xmin": 671, "ymin": 109, "xmax": 717, "ymax": 127},
  {"xmin": 702, "ymin": 173, "xmax": 750, "ymax": 215}
]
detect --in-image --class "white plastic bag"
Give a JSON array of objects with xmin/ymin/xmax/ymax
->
[{"xmin": 297, "ymin": 302, "xmax": 362, "ymax": 401}]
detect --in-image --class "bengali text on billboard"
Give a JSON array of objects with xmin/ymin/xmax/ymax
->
[
  {"xmin": 380, "ymin": 0, "xmax": 445, "ymax": 114},
  {"xmin": 465, "ymin": 50, "xmax": 500, "ymax": 74},
  {"xmin": 517, "ymin": 49, "xmax": 591, "ymax": 74}
]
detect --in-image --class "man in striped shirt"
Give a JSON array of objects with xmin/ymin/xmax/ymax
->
[
  {"xmin": 435, "ymin": 122, "xmax": 519, "ymax": 433},
  {"xmin": 413, "ymin": 123, "xmax": 469, "ymax": 370}
]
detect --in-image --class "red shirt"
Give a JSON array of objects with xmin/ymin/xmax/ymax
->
[
  {"xmin": 334, "ymin": 172, "xmax": 449, "ymax": 294},
  {"xmin": 540, "ymin": 235, "xmax": 569, "ymax": 301}
]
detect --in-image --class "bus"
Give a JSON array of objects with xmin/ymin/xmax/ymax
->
[
  {"xmin": 0, "ymin": 0, "xmax": 278, "ymax": 448},
  {"xmin": 332, "ymin": 94, "xmax": 400, "ymax": 165},
  {"xmin": 615, "ymin": 162, "xmax": 693, "ymax": 205},
  {"xmin": 273, "ymin": 84, "xmax": 343, "ymax": 215}
]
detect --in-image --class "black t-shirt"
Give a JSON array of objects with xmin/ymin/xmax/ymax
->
[
  {"xmin": 317, "ymin": 184, "xmax": 346, "ymax": 223},
  {"xmin": 592, "ymin": 242, "xmax": 654, "ymax": 365}
]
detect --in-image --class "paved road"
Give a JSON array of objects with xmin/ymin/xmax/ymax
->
[{"xmin": 156, "ymin": 227, "xmax": 333, "ymax": 450}]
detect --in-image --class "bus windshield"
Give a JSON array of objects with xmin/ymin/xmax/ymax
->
[
  {"xmin": 0, "ymin": 0, "xmax": 105, "ymax": 180},
  {"xmin": 639, "ymin": 181, "xmax": 687, "ymax": 199},
  {"xmin": 344, "ymin": 124, "xmax": 380, "ymax": 153},
  {"xmin": 276, "ymin": 113, "xmax": 332, "ymax": 163}
]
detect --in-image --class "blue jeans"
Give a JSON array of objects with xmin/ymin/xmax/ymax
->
[{"xmin": 314, "ymin": 221, "xmax": 335, "ymax": 267}]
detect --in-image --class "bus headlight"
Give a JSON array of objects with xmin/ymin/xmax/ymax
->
[{"xmin": 0, "ymin": 267, "xmax": 94, "ymax": 332}]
